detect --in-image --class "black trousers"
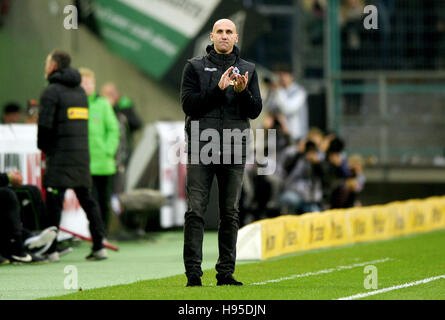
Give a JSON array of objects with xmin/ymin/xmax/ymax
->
[
  {"xmin": 11, "ymin": 185, "xmax": 49, "ymax": 231},
  {"xmin": 46, "ymin": 187, "xmax": 106, "ymax": 252},
  {"xmin": 184, "ymin": 163, "xmax": 245, "ymax": 279},
  {"xmin": 0, "ymin": 188, "xmax": 25, "ymax": 257},
  {"xmin": 92, "ymin": 175, "xmax": 112, "ymax": 232}
]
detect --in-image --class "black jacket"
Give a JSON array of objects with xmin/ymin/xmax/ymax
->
[
  {"xmin": 180, "ymin": 45, "xmax": 262, "ymax": 163},
  {"xmin": 38, "ymin": 67, "xmax": 92, "ymax": 189},
  {"xmin": 0, "ymin": 173, "xmax": 9, "ymax": 187}
]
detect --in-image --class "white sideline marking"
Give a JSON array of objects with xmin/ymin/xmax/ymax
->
[
  {"xmin": 337, "ymin": 275, "xmax": 445, "ymax": 300},
  {"xmin": 252, "ymin": 258, "xmax": 391, "ymax": 286}
]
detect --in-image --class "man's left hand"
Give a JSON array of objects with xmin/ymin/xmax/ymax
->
[{"xmin": 234, "ymin": 72, "xmax": 249, "ymax": 93}]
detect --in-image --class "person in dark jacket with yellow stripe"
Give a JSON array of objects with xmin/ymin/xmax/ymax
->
[{"xmin": 37, "ymin": 50, "xmax": 107, "ymax": 261}]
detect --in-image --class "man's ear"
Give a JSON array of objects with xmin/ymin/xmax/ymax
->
[
  {"xmin": 50, "ymin": 60, "xmax": 57, "ymax": 73},
  {"xmin": 210, "ymin": 32, "xmax": 214, "ymax": 43},
  {"xmin": 235, "ymin": 34, "xmax": 239, "ymax": 44}
]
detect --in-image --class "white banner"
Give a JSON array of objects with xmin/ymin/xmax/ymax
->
[
  {"xmin": 0, "ymin": 124, "xmax": 41, "ymax": 187},
  {"xmin": 156, "ymin": 121, "xmax": 187, "ymax": 228},
  {"xmin": 0, "ymin": 124, "xmax": 89, "ymax": 238},
  {"xmin": 119, "ymin": 0, "xmax": 221, "ymax": 38}
]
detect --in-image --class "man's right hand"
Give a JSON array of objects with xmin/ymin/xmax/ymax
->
[
  {"xmin": 8, "ymin": 171, "xmax": 23, "ymax": 186},
  {"xmin": 218, "ymin": 66, "xmax": 236, "ymax": 91}
]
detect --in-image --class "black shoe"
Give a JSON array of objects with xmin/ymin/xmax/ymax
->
[
  {"xmin": 217, "ymin": 275, "xmax": 243, "ymax": 286},
  {"xmin": 0, "ymin": 254, "xmax": 10, "ymax": 266},
  {"xmin": 186, "ymin": 276, "xmax": 202, "ymax": 287},
  {"xmin": 86, "ymin": 248, "xmax": 108, "ymax": 261},
  {"xmin": 29, "ymin": 253, "xmax": 49, "ymax": 264},
  {"xmin": 10, "ymin": 252, "xmax": 48, "ymax": 264}
]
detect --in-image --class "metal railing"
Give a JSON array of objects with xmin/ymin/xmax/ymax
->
[{"xmin": 325, "ymin": 0, "xmax": 445, "ymax": 167}]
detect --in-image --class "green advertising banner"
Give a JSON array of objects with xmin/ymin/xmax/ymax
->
[
  {"xmin": 92, "ymin": 0, "xmax": 221, "ymax": 79},
  {"xmin": 77, "ymin": 0, "xmax": 269, "ymax": 84}
]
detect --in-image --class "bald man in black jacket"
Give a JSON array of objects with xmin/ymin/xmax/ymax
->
[{"xmin": 180, "ymin": 19, "xmax": 262, "ymax": 287}]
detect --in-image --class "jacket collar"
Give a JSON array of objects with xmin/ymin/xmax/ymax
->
[
  {"xmin": 206, "ymin": 44, "xmax": 239, "ymax": 67},
  {"xmin": 48, "ymin": 67, "xmax": 81, "ymax": 87}
]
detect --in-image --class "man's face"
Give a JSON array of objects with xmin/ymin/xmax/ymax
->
[
  {"xmin": 101, "ymin": 84, "xmax": 119, "ymax": 106},
  {"xmin": 45, "ymin": 55, "xmax": 57, "ymax": 79},
  {"xmin": 306, "ymin": 151, "xmax": 319, "ymax": 163},
  {"xmin": 329, "ymin": 152, "xmax": 342, "ymax": 166},
  {"xmin": 210, "ymin": 19, "xmax": 238, "ymax": 54},
  {"xmin": 278, "ymin": 72, "xmax": 293, "ymax": 88},
  {"xmin": 81, "ymin": 76, "xmax": 96, "ymax": 96}
]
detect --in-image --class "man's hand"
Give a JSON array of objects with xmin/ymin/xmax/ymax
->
[
  {"xmin": 218, "ymin": 66, "xmax": 236, "ymax": 90},
  {"xmin": 8, "ymin": 170, "xmax": 23, "ymax": 186},
  {"xmin": 234, "ymin": 72, "xmax": 249, "ymax": 93}
]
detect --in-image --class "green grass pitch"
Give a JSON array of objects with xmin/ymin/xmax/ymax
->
[{"xmin": 1, "ymin": 229, "xmax": 444, "ymax": 300}]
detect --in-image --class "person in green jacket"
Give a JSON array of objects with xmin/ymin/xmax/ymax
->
[{"xmin": 80, "ymin": 68, "xmax": 120, "ymax": 232}]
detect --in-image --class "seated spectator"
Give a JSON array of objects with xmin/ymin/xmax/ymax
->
[
  {"xmin": 306, "ymin": 127, "xmax": 327, "ymax": 161},
  {"xmin": 1, "ymin": 102, "xmax": 22, "ymax": 124},
  {"xmin": 263, "ymin": 109, "xmax": 292, "ymax": 157},
  {"xmin": 0, "ymin": 171, "xmax": 56, "ymax": 264},
  {"xmin": 24, "ymin": 99, "xmax": 39, "ymax": 124},
  {"xmin": 346, "ymin": 153, "xmax": 366, "ymax": 206},
  {"xmin": 329, "ymin": 154, "xmax": 365, "ymax": 209},
  {"xmin": 279, "ymin": 141, "xmax": 323, "ymax": 214},
  {"xmin": 321, "ymin": 137, "xmax": 351, "ymax": 209}
]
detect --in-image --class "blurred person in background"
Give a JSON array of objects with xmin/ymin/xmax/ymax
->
[
  {"xmin": 328, "ymin": 154, "xmax": 365, "ymax": 209},
  {"xmin": 101, "ymin": 82, "xmax": 142, "ymax": 157},
  {"xmin": 80, "ymin": 68, "xmax": 120, "ymax": 233},
  {"xmin": 262, "ymin": 76, "xmax": 280, "ymax": 113},
  {"xmin": 273, "ymin": 69, "xmax": 309, "ymax": 142},
  {"xmin": 101, "ymin": 83, "xmax": 129, "ymax": 195},
  {"xmin": 279, "ymin": 140, "xmax": 323, "ymax": 214},
  {"xmin": 346, "ymin": 154, "xmax": 366, "ymax": 206},
  {"xmin": 263, "ymin": 109, "xmax": 291, "ymax": 157},
  {"xmin": 24, "ymin": 99, "xmax": 39, "ymax": 124},
  {"xmin": 257, "ymin": 107, "xmax": 293, "ymax": 218},
  {"xmin": 37, "ymin": 49, "xmax": 107, "ymax": 261},
  {"xmin": 320, "ymin": 137, "xmax": 350, "ymax": 209},
  {"xmin": 306, "ymin": 127, "xmax": 326, "ymax": 161},
  {"xmin": 1, "ymin": 102, "xmax": 22, "ymax": 124}
]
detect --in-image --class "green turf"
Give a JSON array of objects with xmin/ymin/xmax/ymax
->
[
  {"xmin": 41, "ymin": 229, "xmax": 445, "ymax": 300},
  {"xmin": 0, "ymin": 232, "xmax": 221, "ymax": 300}
]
